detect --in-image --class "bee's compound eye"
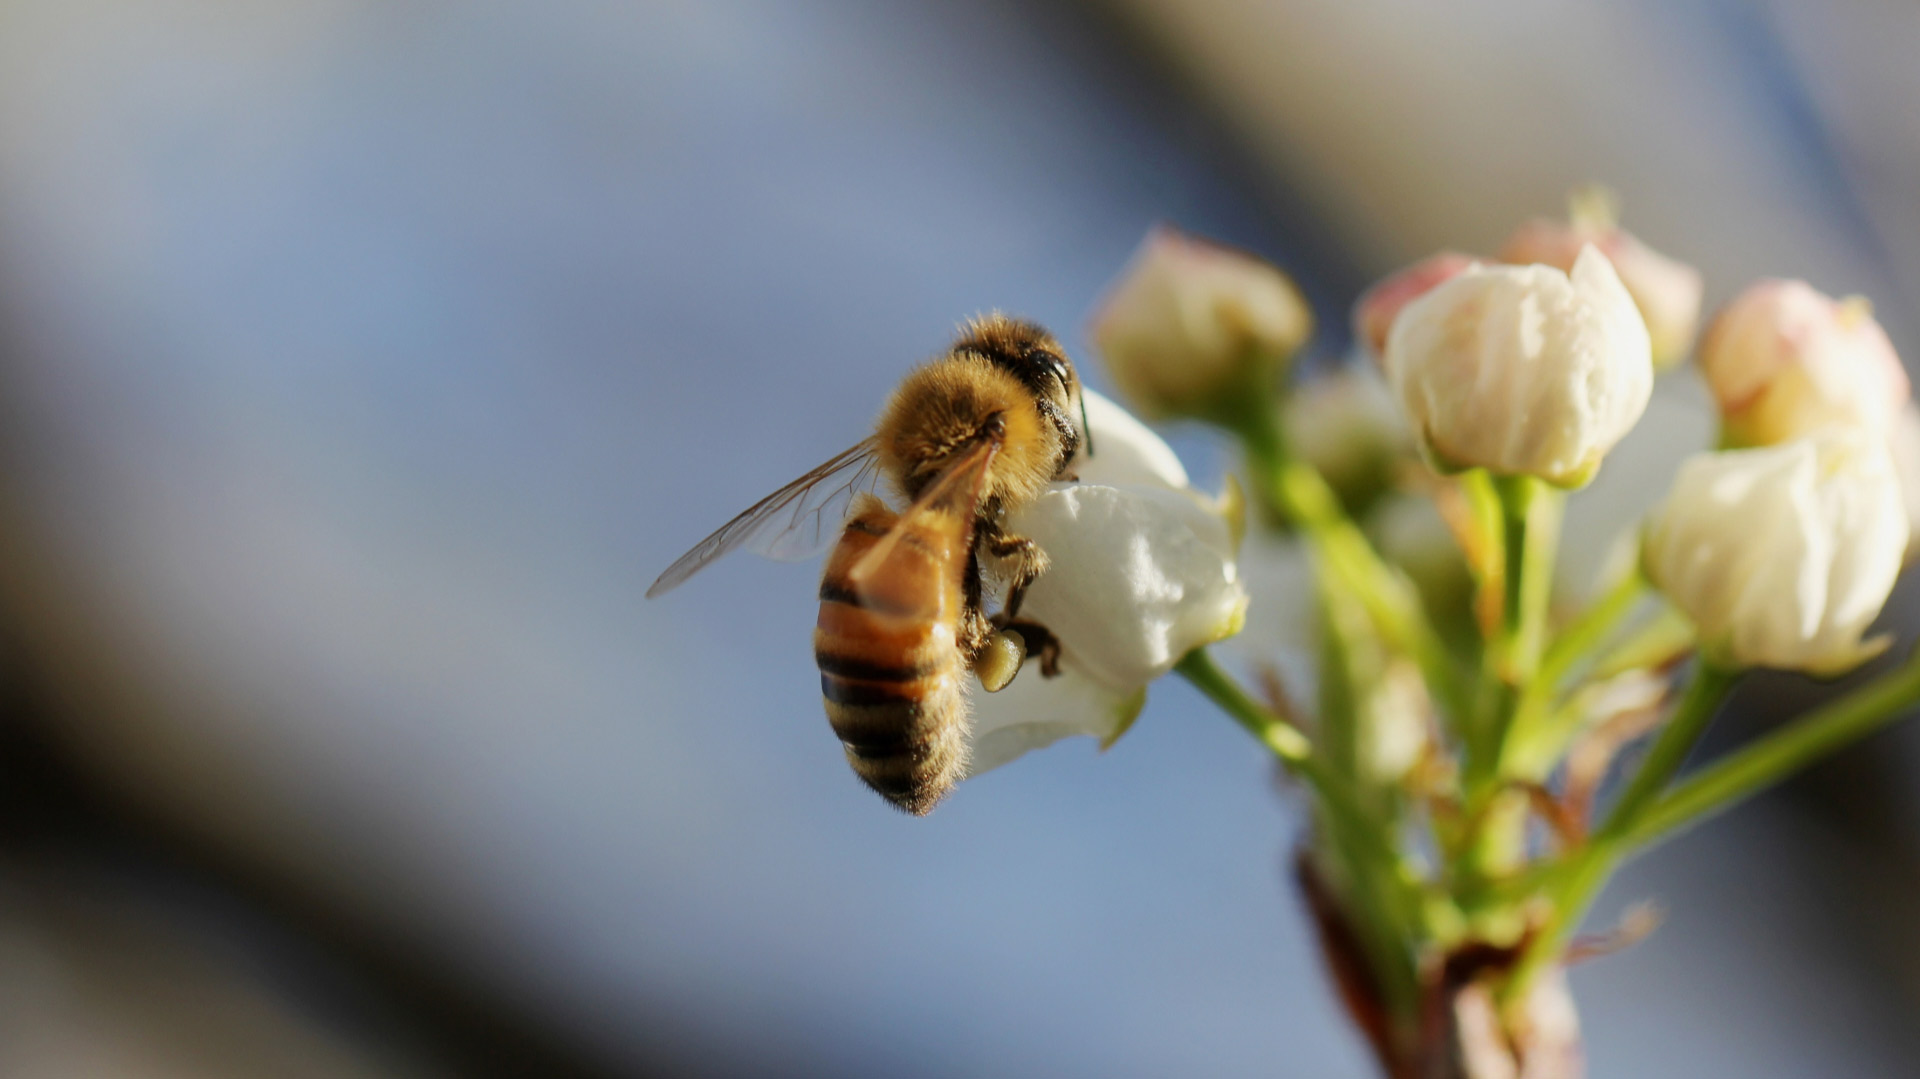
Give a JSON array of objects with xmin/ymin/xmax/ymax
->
[{"xmin": 1036, "ymin": 351, "xmax": 1071, "ymax": 388}]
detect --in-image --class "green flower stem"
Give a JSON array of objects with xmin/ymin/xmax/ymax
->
[
  {"xmin": 1539, "ymin": 570, "xmax": 1647, "ymax": 692},
  {"xmin": 1176, "ymin": 646, "xmax": 1311, "ymax": 765},
  {"xmin": 1174, "ymin": 647, "xmax": 1421, "ymax": 1014},
  {"xmin": 1499, "ymin": 571, "xmax": 1649, "ymax": 776},
  {"xmin": 1457, "ymin": 478, "xmax": 1561, "ymax": 874},
  {"xmin": 1591, "ymin": 606, "xmax": 1695, "ymax": 679},
  {"xmin": 1624, "ymin": 649, "xmax": 1920, "ymax": 847},
  {"xmin": 1233, "ymin": 402, "xmax": 1470, "ymax": 725},
  {"xmin": 1466, "ymin": 477, "xmax": 1561, "ymax": 787},
  {"xmin": 1598, "ymin": 663, "xmax": 1738, "ymax": 836},
  {"xmin": 1503, "ymin": 663, "xmax": 1736, "ymax": 1004},
  {"xmin": 1459, "ymin": 470, "xmax": 1506, "ymax": 775},
  {"xmin": 1499, "ymin": 475, "xmax": 1561, "ymax": 687},
  {"xmin": 1314, "ymin": 566, "xmax": 1365, "ymax": 785}
]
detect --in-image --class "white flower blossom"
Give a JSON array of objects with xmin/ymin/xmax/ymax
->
[
  {"xmin": 1385, "ymin": 246, "xmax": 1653, "ymax": 487},
  {"xmin": 964, "ymin": 390, "xmax": 1247, "ymax": 776},
  {"xmin": 1642, "ymin": 430, "xmax": 1907, "ymax": 676},
  {"xmin": 1697, "ymin": 279, "xmax": 1909, "ymax": 448},
  {"xmin": 1091, "ymin": 226, "xmax": 1313, "ymax": 420}
]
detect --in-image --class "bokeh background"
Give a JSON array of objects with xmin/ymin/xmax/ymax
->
[{"xmin": 1, "ymin": 1, "xmax": 1918, "ymax": 1075}]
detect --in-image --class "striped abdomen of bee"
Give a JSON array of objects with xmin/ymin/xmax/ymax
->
[{"xmin": 813, "ymin": 493, "xmax": 981, "ymax": 816}]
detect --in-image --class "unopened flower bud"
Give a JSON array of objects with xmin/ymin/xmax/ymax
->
[
  {"xmin": 1284, "ymin": 365, "xmax": 1411, "ymax": 515},
  {"xmin": 1697, "ymin": 279, "xmax": 1909, "ymax": 447},
  {"xmin": 1092, "ymin": 226, "xmax": 1313, "ymax": 420},
  {"xmin": 1499, "ymin": 212, "xmax": 1702, "ymax": 369},
  {"xmin": 1352, "ymin": 252, "xmax": 1475, "ymax": 361},
  {"xmin": 1385, "ymin": 246, "xmax": 1653, "ymax": 487},
  {"xmin": 1643, "ymin": 430, "xmax": 1907, "ymax": 676}
]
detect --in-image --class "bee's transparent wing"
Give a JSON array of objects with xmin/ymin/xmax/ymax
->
[
  {"xmin": 846, "ymin": 434, "xmax": 1001, "ymax": 592},
  {"xmin": 647, "ymin": 438, "xmax": 881, "ymax": 598}
]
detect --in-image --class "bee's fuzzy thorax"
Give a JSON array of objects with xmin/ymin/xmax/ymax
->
[{"xmin": 875, "ymin": 355, "xmax": 1062, "ymax": 510}]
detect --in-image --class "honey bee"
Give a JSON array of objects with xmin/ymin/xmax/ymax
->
[{"xmin": 647, "ymin": 314, "xmax": 1091, "ymax": 814}]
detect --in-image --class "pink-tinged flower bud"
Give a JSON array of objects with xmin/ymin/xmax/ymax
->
[
  {"xmin": 1385, "ymin": 247, "xmax": 1653, "ymax": 488},
  {"xmin": 1499, "ymin": 220, "xmax": 1702, "ymax": 369},
  {"xmin": 1696, "ymin": 279, "xmax": 1910, "ymax": 447},
  {"xmin": 1643, "ymin": 430, "xmax": 1907, "ymax": 676},
  {"xmin": 1091, "ymin": 227, "xmax": 1313, "ymax": 420},
  {"xmin": 1352, "ymin": 252, "xmax": 1476, "ymax": 360}
]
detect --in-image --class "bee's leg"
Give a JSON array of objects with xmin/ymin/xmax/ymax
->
[
  {"xmin": 959, "ymin": 548, "xmax": 994, "ymax": 659},
  {"xmin": 962, "ymin": 549, "xmax": 1033, "ymax": 692},
  {"xmin": 980, "ymin": 524, "xmax": 1050, "ymax": 620},
  {"xmin": 973, "ymin": 628, "xmax": 1026, "ymax": 692},
  {"xmin": 993, "ymin": 618, "xmax": 1063, "ymax": 679}
]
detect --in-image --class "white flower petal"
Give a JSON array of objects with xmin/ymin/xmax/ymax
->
[
  {"xmin": 964, "ymin": 666, "xmax": 1145, "ymax": 778},
  {"xmin": 1070, "ymin": 388, "xmax": 1190, "ymax": 490},
  {"xmin": 1010, "ymin": 483, "xmax": 1247, "ymax": 691}
]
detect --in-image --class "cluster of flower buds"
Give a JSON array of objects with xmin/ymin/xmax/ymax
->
[
  {"xmin": 1049, "ymin": 198, "xmax": 1920, "ymax": 1076},
  {"xmin": 1344, "ymin": 193, "xmax": 1911, "ymax": 679},
  {"xmin": 1031, "ymin": 196, "xmax": 1915, "ymax": 783}
]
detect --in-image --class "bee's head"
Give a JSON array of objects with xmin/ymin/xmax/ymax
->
[{"xmin": 952, "ymin": 314, "xmax": 1089, "ymax": 471}]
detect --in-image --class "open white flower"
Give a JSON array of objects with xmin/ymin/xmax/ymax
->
[
  {"xmin": 1697, "ymin": 279, "xmax": 1909, "ymax": 448},
  {"xmin": 1385, "ymin": 246, "xmax": 1653, "ymax": 487},
  {"xmin": 964, "ymin": 390, "xmax": 1247, "ymax": 776},
  {"xmin": 1091, "ymin": 226, "xmax": 1313, "ymax": 421},
  {"xmin": 1642, "ymin": 430, "xmax": 1907, "ymax": 676}
]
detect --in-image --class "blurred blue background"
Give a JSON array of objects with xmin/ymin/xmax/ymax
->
[{"xmin": 0, "ymin": 1, "xmax": 1917, "ymax": 1075}]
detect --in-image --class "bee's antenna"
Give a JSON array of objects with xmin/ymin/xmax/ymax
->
[{"xmin": 1079, "ymin": 392, "xmax": 1095, "ymax": 457}]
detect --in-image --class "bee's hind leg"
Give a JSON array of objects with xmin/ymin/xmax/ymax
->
[
  {"xmin": 980, "ymin": 523, "xmax": 1050, "ymax": 620},
  {"xmin": 970, "ymin": 523, "xmax": 1061, "ymax": 686},
  {"xmin": 992, "ymin": 617, "xmax": 1062, "ymax": 679}
]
